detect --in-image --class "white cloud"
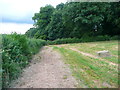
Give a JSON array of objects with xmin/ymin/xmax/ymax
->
[
  {"xmin": 0, "ymin": 23, "xmax": 33, "ymax": 34},
  {"xmin": 0, "ymin": 0, "xmax": 67, "ymax": 20},
  {"xmin": 0, "ymin": 0, "xmax": 67, "ymax": 34}
]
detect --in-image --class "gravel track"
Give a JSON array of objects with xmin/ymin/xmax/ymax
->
[{"xmin": 10, "ymin": 46, "xmax": 78, "ymax": 88}]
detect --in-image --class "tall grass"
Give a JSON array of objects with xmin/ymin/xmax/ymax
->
[{"xmin": 1, "ymin": 33, "xmax": 46, "ymax": 88}]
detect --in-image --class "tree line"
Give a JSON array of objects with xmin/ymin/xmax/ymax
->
[{"xmin": 25, "ymin": 2, "xmax": 120, "ymax": 40}]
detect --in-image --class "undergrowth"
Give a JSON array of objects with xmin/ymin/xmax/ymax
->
[{"xmin": 1, "ymin": 33, "xmax": 46, "ymax": 88}]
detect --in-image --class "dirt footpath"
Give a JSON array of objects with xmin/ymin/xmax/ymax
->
[{"xmin": 10, "ymin": 46, "xmax": 78, "ymax": 88}]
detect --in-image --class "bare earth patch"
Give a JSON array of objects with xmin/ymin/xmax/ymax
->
[{"xmin": 10, "ymin": 46, "xmax": 78, "ymax": 88}]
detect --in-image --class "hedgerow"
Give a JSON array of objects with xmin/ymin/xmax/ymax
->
[
  {"xmin": 47, "ymin": 35, "xmax": 119, "ymax": 45},
  {"xmin": 47, "ymin": 38, "xmax": 81, "ymax": 45},
  {"xmin": 1, "ymin": 33, "xmax": 46, "ymax": 88}
]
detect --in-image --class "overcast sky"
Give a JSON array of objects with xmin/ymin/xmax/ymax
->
[{"xmin": 0, "ymin": 0, "xmax": 67, "ymax": 34}]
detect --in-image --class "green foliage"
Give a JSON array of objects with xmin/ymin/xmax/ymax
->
[
  {"xmin": 80, "ymin": 35, "xmax": 111, "ymax": 42},
  {"xmin": 110, "ymin": 35, "xmax": 119, "ymax": 40},
  {"xmin": 2, "ymin": 33, "xmax": 46, "ymax": 88},
  {"xmin": 47, "ymin": 35, "xmax": 118, "ymax": 45},
  {"xmin": 95, "ymin": 35, "xmax": 110, "ymax": 41},
  {"xmin": 10, "ymin": 33, "xmax": 31, "ymax": 58},
  {"xmin": 26, "ymin": 2, "xmax": 120, "ymax": 40},
  {"xmin": 28, "ymin": 38, "xmax": 46, "ymax": 54},
  {"xmin": 32, "ymin": 5, "xmax": 55, "ymax": 40},
  {"xmin": 46, "ymin": 9, "xmax": 65, "ymax": 40},
  {"xmin": 47, "ymin": 38, "xmax": 81, "ymax": 45},
  {"xmin": 25, "ymin": 28, "xmax": 38, "ymax": 38}
]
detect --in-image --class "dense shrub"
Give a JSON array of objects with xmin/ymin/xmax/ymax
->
[
  {"xmin": 80, "ymin": 34, "xmax": 94, "ymax": 42},
  {"xmin": 28, "ymin": 38, "xmax": 47, "ymax": 54},
  {"xmin": 95, "ymin": 35, "xmax": 111, "ymax": 41},
  {"xmin": 80, "ymin": 35, "xmax": 111, "ymax": 42},
  {"xmin": 2, "ymin": 33, "xmax": 46, "ymax": 88},
  {"xmin": 47, "ymin": 35, "xmax": 118, "ymax": 45},
  {"xmin": 110, "ymin": 35, "xmax": 119, "ymax": 40},
  {"xmin": 47, "ymin": 38, "xmax": 81, "ymax": 45}
]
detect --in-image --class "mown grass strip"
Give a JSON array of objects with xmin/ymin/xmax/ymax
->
[
  {"xmin": 53, "ymin": 46, "xmax": 118, "ymax": 88},
  {"xmin": 66, "ymin": 41, "xmax": 118, "ymax": 64}
]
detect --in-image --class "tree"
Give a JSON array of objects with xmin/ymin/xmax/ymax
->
[
  {"xmin": 102, "ymin": 2, "xmax": 120, "ymax": 36},
  {"xmin": 25, "ymin": 2, "xmax": 120, "ymax": 40},
  {"xmin": 25, "ymin": 28, "xmax": 38, "ymax": 38},
  {"xmin": 62, "ymin": 2, "xmax": 112, "ymax": 37},
  {"xmin": 45, "ymin": 3, "xmax": 66, "ymax": 40},
  {"xmin": 32, "ymin": 5, "xmax": 55, "ymax": 39}
]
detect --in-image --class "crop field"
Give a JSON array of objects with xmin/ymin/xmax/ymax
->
[{"xmin": 51, "ymin": 41, "xmax": 118, "ymax": 88}]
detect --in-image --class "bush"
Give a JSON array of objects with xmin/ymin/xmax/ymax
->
[
  {"xmin": 47, "ymin": 38, "xmax": 81, "ymax": 45},
  {"xmin": 80, "ymin": 35, "xmax": 111, "ymax": 42},
  {"xmin": 28, "ymin": 38, "xmax": 47, "ymax": 54},
  {"xmin": 80, "ymin": 34, "xmax": 94, "ymax": 42},
  {"xmin": 95, "ymin": 35, "xmax": 110, "ymax": 41},
  {"xmin": 2, "ymin": 33, "xmax": 46, "ymax": 88},
  {"xmin": 110, "ymin": 35, "xmax": 119, "ymax": 40},
  {"xmin": 47, "ymin": 35, "xmax": 118, "ymax": 45}
]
